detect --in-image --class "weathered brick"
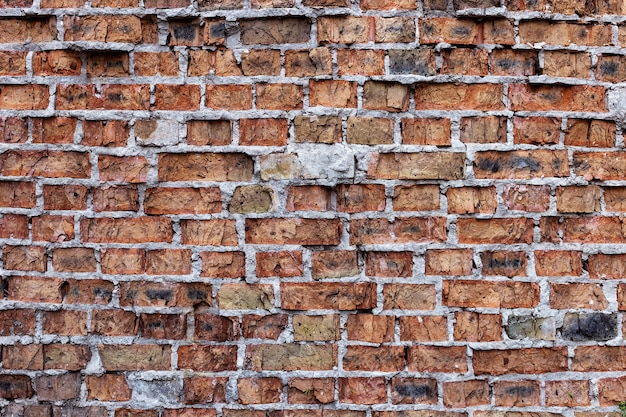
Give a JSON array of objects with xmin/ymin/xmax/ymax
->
[
  {"xmin": 425, "ymin": 249, "xmax": 473, "ymax": 276},
  {"xmin": 4, "ymin": 245, "xmax": 46, "ymax": 272},
  {"xmin": 473, "ymin": 348, "xmax": 568, "ymax": 375},
  {"xmin": 338, "ymin": 50, "xmax": 385, "ymax": 76},
  {"xmin": 347, "ymin": 117, "xmax": 394, "ymax": 145},
  {"xmin": 241, "ymin": 18, "xmax": 310, "ymax": 44},
  {"xmin": 119, "ymin": 281, "xmax": 211, "ymax": 307},
  {"xmin": 178, "ymin": 345, "xmax": 237, "ymax": 371},
  {"xmin": 86, "ymin": 374, "xmax": 132, "ymax": 402},
  {"xmin": 494, "ymin": 380, "xmax": 540, "ymax": 407},
  {"xmin": 502, "ymin": 185, "xmax": 550, "ymax": 212},
  {"xmin": 441, "ymin": 48, "xmax": 488, "ymax": 75},
  {"xmin": 474, "ymin": 150, "xmax": 569, "ymax": 179},
  {"xmin": 288, "ymin": 378, "xmax": 334, "ymax": 404},
  {"xmin": 550, "ymin": 283, "xmax": 608, "ymax": 310},
  {"xmin": 206, "ymin": 85, "xmax": 252, "ymax": 110},
  {"xmin": 92, "ymin": 309, "xmax": 138, "ymax": 336},
  {"xmin": 545, "ymin": 380, "xmax": 590, "ymax": 407},
  {"xmin": 509, "ymin": 84, "xmax": 606, "ymax": 112},
  {"xmin": 242, "ymin": 314, "xmax": 287, "ymax": 339},
  {"xmin": 246, "ymin": 218, "xmax": 341, "ymax": 245},
  {"xmin": 218, "ymin": 283, "xmax": 274, "ymax": 310},
  {"xmin": 294, "ymin": 314, "xmax": 339, "ymax": 341},
  {"xmin": 519, "ymin": 20, "xmax": 612, "ymax": 46},
  {"xmin": 400, "ymin": 316, "xmax": 448, "ymax": 342},
  {"xmin": 35, "ymin": 373, "xmax": 81, "ymax": 401},
  {"xmin": 140, "ymin": 313, "xmax": 187, "ymax": 339},
  {"xmin": 195, "ymin": 314, "xmax": 238, "ymax": 341},
  {"xmin": 44, "ymin": 344, "xmax": 91, "ymax": 370},
  {"xmin": 311, "ymin": 250, "xmax": 358, "ymax": 279},
  {"xmin": 285, "ymin": 48, "xmax": 332, "ymax": 77},
  {"xmin": 447, "ymin": 187, "xmax": 496, "ymax": 214},
  {"xmin": 239, "ymin": 118, "xmax": 288, "ymax": 146},
  {"xmin": 42, "ymin": 310, "xmax": 87, "ymax": 335},
  {"xmin": 543, "ymin": 51, "xmax": 591, "ymax": 78},
  {"xmin": 566, "ymin": 119, "xmax": 615, "ymax": 147},
  {"xmin": 310, "ymin": 80, "xmax": 357, "ymax": 108},
  {"xmin": 99, "ymin": 345, "xmax": 170, "ymax": 371},
  {"xmin": 339, "ymin": 378, "xmax": 387, "ymax": 405},
  {"xmin": 351, "ymin": 217, "xmax": 447, "ymax": 245},
  {"xmin": 369, "ymin": 152, "xmax": 465, "ymax": 180},
  {"xmin": 444, "ymin": 280, "xmax": 539, "ymax": 308},
  {"xmin": 383, "ymin": 284, "xmax": 436, "ymax": 310},
  {"xmin": 443, "ymin": 380, "xmax": 490, "ymax": 408},
  {"xmin": 460, "ymin": 116, "xmax": 506, "ymax": 144},
  {"xmin": 245, "ymin": 344, "xmax": 336, "ymax": 371},
  {"xmin": 183, "ymin": 377, "xmax": 227, "ymax": 404},
  {"xmin": 481, "ymin": 251, "xmax": 527, "ymax": 277},
  {"xmin": 407, "ymin": 346, "xmax": 468, "ymax": 373},
  {"xmin": 454, "ymin": 311, "xmax": 501, "ymax": 342},
  {"xmin": 0, "ymin": 17, "xmax": 56, "ymax": 44},
  {"xmin": 81, "ymin": 217, "xmax": 171, "ymax": 243},
  {"xmin": 282, "ymin": 282, "xmax": 375, "ymax": 310},
  {"xmin": 257, "ymin": 251, "xmax": 302, "ymax": 278},
  {"xmin": 159, "ymin": 153, "xmax": 253, "ymax": 181}
]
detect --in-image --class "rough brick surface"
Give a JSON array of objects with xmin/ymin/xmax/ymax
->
[{"xmin": 0, "ymin": 0, "xmax": 625, "ymax": 415}]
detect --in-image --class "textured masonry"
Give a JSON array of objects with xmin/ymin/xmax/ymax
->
[{"xmin": 3, "ymin": 0, "xmax": 626, "ymax": 415}]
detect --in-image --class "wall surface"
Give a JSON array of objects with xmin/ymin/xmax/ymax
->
[{"xmin": 1, "ymin": 0, "xmax": 626, "ymax": 415}]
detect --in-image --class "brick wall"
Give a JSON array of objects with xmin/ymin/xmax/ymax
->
[{"xmin": 1, "ymin": 0, "xmax": 626, "ymax": 415}]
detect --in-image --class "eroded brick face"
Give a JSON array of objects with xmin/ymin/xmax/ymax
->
[{"xmin": 0, "ymin": 0, "xmax": 624, "ymax": 415}]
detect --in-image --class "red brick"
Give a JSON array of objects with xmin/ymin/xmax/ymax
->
[
  {"xmin": 82, "ymin": 120, "xmax": 129, "ymax": 147},
  {"xmin": 86, "ymin": 374, "xmax": 132, "ymax": 402},
  {"xmin": 344, "ymin": 345, "xmax": 404, "ymax": 371},
  {"xmin": 239, "ymin": 118, "xmax": 288, "ymax": 146},
  {"xmin": 64, "ymin": 279, "xmax": 113, "ymax": 305},
  {"xmin": 178, "ymin": 345, "xmax": 237, "ymax": 371},
  {"xmin": 473, "ymin": 347, "xmax": 568, "ymax": 375},
  {"xmin": 135, "ymin": 51, "xmax": 179, "ymax": 76},
  {"xmin": 0, "ymin": 84, "xmax": 49, "ymax": 110},
  {"xmin": 454, "ymin": 311, "xmax": 502, "ymax": 342},
  {"xmin": 0, "ymin": 182, "xmax": 35, "ymax": 208},
  {"xmin": 347, "ymin": 117, "xmax": 394, "ymax": 145},
  {"xmin": 309, "ymin": 80, "xmax": 357, "ymax": 108},
  {"xmin": 337, "ymin": 50, "xmax": 385, "ymax": 76},
  {"xmin": 460, "ymin": 116, "xmax": 506, "ymax": 144},
  {"xmin": 154, "ymin": 84, "xmax": 200, "ymax": 110},
  {"xmin": 246, "ymin": 218, "xmax": 341, "ymax": 245},
  {"xmin": 447, "ymin": 187, "xmax": 496, "ymax": 215},
  {"xmin": 32, "ymin": 117, "xmax": 76, "ymax": 144},
  {"xmin": 147, "ymin": 249, "xmax": 192, "ymax": 275},
  {"xmin": 481, "ymin": 251, "xmax": 527, "ymax": 277},
  {"xmin": 0, "ymin": 214, "xmax": 28, "ymax": 239},
  {"xmin": 519, "ymin": 20, "xmax": 612, "ymax": 46},
  {"xmin": 598, "ymin": 376, "xmax": 626, "ymax": 406},
  {"xmin": 441, "ymin": 48, "xmax": 488, "ymax": 75},
  {"xmin": 92, "ymin": 309, "xmax": 138, "ymax": 336},
  {"xmin": 64, "ymin": 15, "xmax": 154, "ymax": 43},
  {"xmin": 391, "ymin": 378, "xmax": 437, "ymax": 405},
  {"xmin": 425, "ymin": 249, "xmax": 473, "ymax": 276},
  {"xmin": 491, "ymin": 49, "xmax": 538, "ymax": 76},
  {"xmin": 363, "ymin": 81, "xmax": 409, "ymax": 112},
  {"xmin": 566, "ymin": 119, "xmax": 615, "ymax": 147},
  {"xmin": 43, "ymin": 185, "xmax": 88, "ymax": 210},
  {"xmin": 348, "ymin": 314, "xmax": 394, "ymax": 343},
  {"xmin": 286, "ymin": 186, "xmax": 331, "ymax": 211},
  {"xmin": 81, "ymin": 217, "xmax": 172, "ymax": 243},
  {"xmin": 545, "ymin": 380, "xmax": 590, "ymax": 407},
  {"xmin": 0, "ymin": 17, "xmax": 56, "ymax": 43},
  {"xmin": 187, "ymin": 120, "xmax": 232, "ymax": 146},
  {"xmin": 0, "ymin": 309, "xmax": 36, "ymax": 336},
  {"xmin": 0, "ymin": 150, "xmax": 90, "ymax": 178},
  {"xmin": 245, "ymin": 344, "xmax": 336, "ymax": 371},
  {"xmin": 494, "ymin": 380, "xmax": 540, "ymax": 407},
  {"xmin": 369, "ymin": 153, "xmax": 465, "ymax": 180},
  {"xmin": 159, "ymin": 153, "xmax": 253, "ymax": 182},
  {"xmin": 205, "ymin": 85, "xmax": 252, "ymax": 110},
  {"xmin": 140, "ymin": 313, "xmax": 187, "ymax": 339},
  {"xmin": 288, "ymin": 378, "xmax": 334, "ymax": 404},
  {"xmin": 402, "ymin": 118, "xmax": 450, "ymax": 146},
  {"xmin": 183, "ymin": 377, "xmax": 227, "ymax": 404},
  {"xmin": 218, "ymin": 283, "xmax": 274, "ymax": 310},
  {"xmin": 257, "ymin": 84, "xmax": 302, "ymax": 110},
  {"xmin": 311, "ymin": 250, "xmax": 359, "ymax": 279},
  {"xmin": 513, "ymin": 116, "xmax": 561, "ymax": 145},
  {"xmin": 3, "ymin": 344, "xmax": 43, "ymax": 370},
  {"xmin": 563, "ymin": 217, "xmax": 626, "ymax": 243},
  {"xmin": 457, "ymin": 218, "xmax": 534, "ymax": 244},
  {"xmin": 351, "ymin": 217, "xmax": 447, "ymax": 245},
  {"xmin": 443, "ymin": 380, "xmax": 490, "ymax": 408},
  {"xmin": 383, "ymin": 284, "xmax": 436, "ymax": 310},
  {"xmin": 550, "ymin": 283, "xmax": 608, "ymax": 310},
  {"xmin": 281, "ymin": 282, "xmax": 375, "ymax": 310},
  {"xmin": 400, "ymin": 316, "xmax": 448, "ymax": 342},
  {"xmin": 238, "ymin": 378, "xmax": 282, "ymax": 404},
  {"xmin": 407, "ymin": 346, "xmax": 468, "ymax": 373},
  {"xmin": 0, "ymin": 51, "xmax": 26, "ymax": 75},
  {"xmin": 573, "ymin": 346, "xmax": 626, "ymax": 372},
  {"xmin": 195, "ymin": 314, "xmax": 239, "ymax": 341},
  {"xmin": 201, "ymin": 251, "xmax": 246, "ymax": 278},
  {"xmin": 240, "ymin": 18, "xmax": 309, "ymax": 44},
  {"xmin": 0, "ymin": 375, "xmax": 33, "ymax": 399},
  {"xmin": 257, "ymin": 251, "xmax": 303, "ymax": 278},
  {"xmin": 180, "ymin": 219, "xmax": 238, "ymax": 246},
  {"xmin": 99, "ymin": 345, "xmax": 170, "ymax": 371},
  {"xmin": 339, "ymin": 378, "xmax": 387, "ymax": 405},
  {"xmin": 43, "ymin": 344, "xmax": 91, "ymax": 370},
  {"xmin": 119, "ymin": 281, "xmax": 210, "ymax": 307},
  {"xmin": 144, "ymin": 187, "xmax": 221, "ymax": 215},
  {"xmin": 285, "ymin": 48, "xmax": 332, "ymax": 77},
  {"xmin": 0, "ymin": 117, "xmax": 28, "ymax": 143},
  {"xmin": 42, "ymin": 310, "xmax": 87, "ymax": 336},
  {"xmin": 242, "ymin": 314, "xmax": 287, "ymax": 339},
  {"xmin": 32, "ymin": 215, "xmax": 74, "ymax": 242},
  {"xmin": 535, "ymin": 250, "xmax": 582, "ymax": 276},
  {"xmin": 393, "ymin": 185, "xmax": 440, "ymax": 211},
  {"xmin": 92, "ymin": 185, "xmax": 139, "ymax": 212},
  {"xmin": 502, "ymin": 185, "xmax": 550, "ymax": 212},
  {"xmin": 337, "ymin": 184, "xmax": 386, "ymax": 212},
  {"xmin": 543, "ymin": 50, "xmax": 591, "ymax": 78},
  {"xmin": 101, "ymin": 248, "xmax": 145, "ymax": 274},
  {"xmin": 86, "ymin": 52, "xmax": 129, "ymax": 77},
  {"xmin": 365, "ymin": 251, "xmax": 413, "ymax": 277},
  {"xmin": 52, "ymin": 248, "xmax": 96, "ymax": 272},
  {"xmin": 444, "ymin": 280, "xmax": 539, "ymax": 308},
  {"xmin": 509, "ymin": 84, "xmax": 606, "ymax": 112}
]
